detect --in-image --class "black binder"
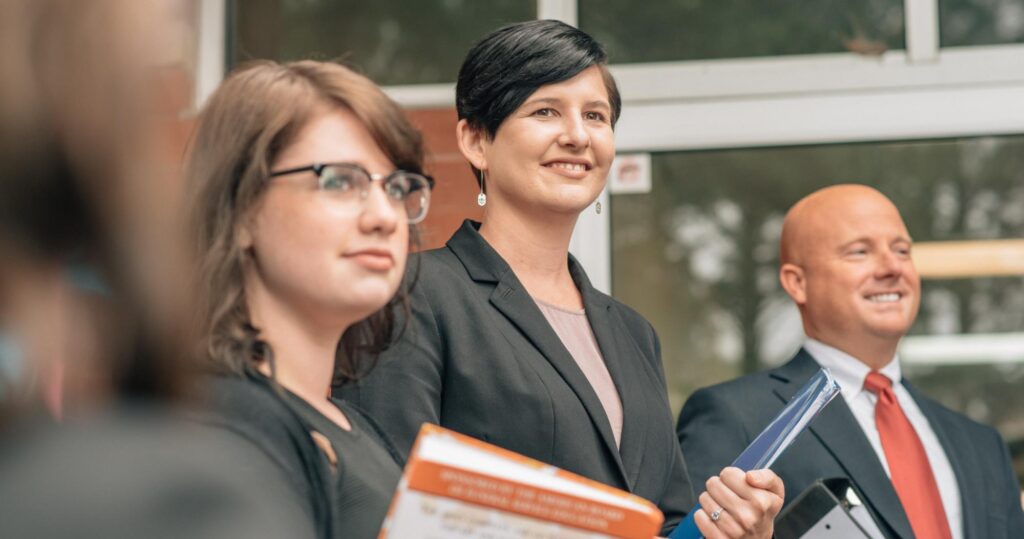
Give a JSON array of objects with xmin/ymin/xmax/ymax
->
[{"xmin": 775, "ymin": 478, "xmax": 885, "ymax": 539}]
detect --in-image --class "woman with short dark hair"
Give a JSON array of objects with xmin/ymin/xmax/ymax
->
[
  {"xmin": 187, "ymin": 60, "xmax": 433, "ymax": 539},
  {"xmin": 340, "ymin": 20, "xmax": 783, "ymax": 538}
]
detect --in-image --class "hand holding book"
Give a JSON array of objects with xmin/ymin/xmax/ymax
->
[{"xmin": 381, "ymin": 424, "xmax": 664, "ymax": 538}]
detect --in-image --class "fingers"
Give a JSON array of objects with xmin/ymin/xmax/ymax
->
[
  {"xmin": 697, "ymin": 491, "xmax": 745, "ymax": 538},
  {"xmin": 746, "ymin": 469, "xmax": 785, "ymax": 500},
  {"xmin": 707, "ymin": 471, "xmax": 759, "ymax": 535},
  {"xmin": 744, "ymin": 469, "xmax": 785, "ymax": 522},
  {"xmin": 696, "ymin": 467, "xmax": 784, "ymax": 538},
  {"xmin": 693, "ymin": 504, "xmax": 729, "ymax": 539}
]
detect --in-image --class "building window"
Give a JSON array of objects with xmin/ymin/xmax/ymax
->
[
  {"xmin": 230, "ymin": 0, "xmax": 534, "ymax": 86},
  {"xmin": 580, "ymin": 0, "xmax": 905, "ymax": 63}
]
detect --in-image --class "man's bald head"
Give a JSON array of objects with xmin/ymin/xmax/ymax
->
[
  {"xmin": 778, "ymin": 184, "xmax": 920, "ymax": 368},
  {"xmin": 780, "ymin": 184, "xmax": 902, "ymax": 266}
]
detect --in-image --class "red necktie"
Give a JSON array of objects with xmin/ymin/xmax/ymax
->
[{"xmin": 863, "ymin": 371, "xmax": 952, "ymax": 539}]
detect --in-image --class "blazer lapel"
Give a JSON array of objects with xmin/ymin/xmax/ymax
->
[
  {"xmin": 573, "ymin": 258, "xmax": 647, "ymax": 491},
  {"xmin": 772, "ymin": 351, "xmax": 914, "ymax": 539},
  {"xmin": 906, "ymin": 383, "xmax": 983, "ymax": 538},
  {"xmin": 447, "ymin": 221, "xmax": 629, "ymax": 487}
]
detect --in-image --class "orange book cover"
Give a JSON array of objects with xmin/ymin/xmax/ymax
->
[{"xmin": 379, "ymin": 424, "xmax": 663, "ymax": 539}]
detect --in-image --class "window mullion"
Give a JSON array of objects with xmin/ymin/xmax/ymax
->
[
  {"xmin": 905, "ymin": 0, "xmax": 940, "ymax": 62},
  {"xmin": 195, "ymin": 0, "xmax": 226, "ymax": 110},
  {"xmin": 537, "ymin": 0, "xmax": 578, "ymax": 26}
]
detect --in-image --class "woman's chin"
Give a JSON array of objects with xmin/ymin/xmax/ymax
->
[
  {"xmin": 545, "ymin": 198, "xmax": 600, "ymax": 218},
  {"xmin": 522, "ymin": 190, "xmax": 599, "ymax": 217},
  {"xmin": 327, "ymin": 291, "xmax": 397, "ymax": 323}
]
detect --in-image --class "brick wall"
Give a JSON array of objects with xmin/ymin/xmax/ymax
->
[{"xmin": 405, "ymin": 108, "xmax": 482, "ymax": 251}]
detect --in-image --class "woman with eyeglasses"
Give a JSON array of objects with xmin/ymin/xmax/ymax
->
[
  {"xmin": 339, "ymin": 21, "xmax": 783, "ymax": 538},
  {"xmin": 185, "ymin": 60, "xmax": 432, "ymax": 539}
]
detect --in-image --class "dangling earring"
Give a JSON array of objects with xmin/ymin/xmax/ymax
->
[
  {"xmin": 595, "ymin": 201, "xmax": 602, "ymax": 214},
  {"xmin": 476, "ymin": 170, "xmax": 487, "ymax": 207}
]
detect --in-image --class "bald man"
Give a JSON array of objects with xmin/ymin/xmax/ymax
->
[{"xmin": 676, "ymin": 185, "xmax": 1023, "ymax": 538}]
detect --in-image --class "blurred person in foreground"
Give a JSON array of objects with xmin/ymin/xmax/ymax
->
[
  {"xmin": 0, "ymin": 1, "xmax": 311, "ymax": 537},
  {"xmin": 185, "ymin": 60, "xmax": 433, "ymax": 539},
  {"xmin": 677, "ymin": 184, "xmax": 1024, "ymax": 538},
  {"xmin": 338, "ymin": 20, "xmax": 782, "ymax": 538},
  {"xmin": 0, "ymin": 0, "xmax": 187, "ymax": 417}
]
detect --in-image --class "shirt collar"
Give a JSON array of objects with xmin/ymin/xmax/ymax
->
[{"xmin": 803, "ymin": 339, "xmax": 902, "ymax": 400}]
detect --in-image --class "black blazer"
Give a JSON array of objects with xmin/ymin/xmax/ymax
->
[
  {"xmin": 338, "ymin": 220, "xmax": 694, "ymax": 534},
  {"xmin": 676, "ymin": 348, "xmax": 1024, "ymax": 539}
]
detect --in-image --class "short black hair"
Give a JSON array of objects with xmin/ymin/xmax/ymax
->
[{"xmin": 456, "ymin": 19, "xmax": 621, "ymax": 139}]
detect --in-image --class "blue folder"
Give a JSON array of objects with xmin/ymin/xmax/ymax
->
[{"xmin": 670, "ymin": 368, "xmax": 841, "ymax": 539}]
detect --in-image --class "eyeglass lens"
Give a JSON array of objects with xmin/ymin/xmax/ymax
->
[{"xmin": 319, "ymin": 165, "xmax": 430, "ymax": 223}]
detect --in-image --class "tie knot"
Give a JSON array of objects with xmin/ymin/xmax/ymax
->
[{"xmin": 863, "ymin": 371, "xmax": 893, "ymax": 394}]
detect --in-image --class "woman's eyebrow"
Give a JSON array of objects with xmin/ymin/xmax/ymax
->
[
  {"xmin": 522, "ymin": 97, "xmax": 561, "ymax": 107},
  {"xmin": 522, "ymin": 97, "xmax": 611, "ymax": 110}
]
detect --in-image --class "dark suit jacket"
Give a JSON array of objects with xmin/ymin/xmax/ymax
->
[
  {"xmin": 677, "ymin": 348, "xmax": 1024, "ymax": 539},
  {"xmin": 338, "ymin": 220, "xmax": 694, "ymax": 534}
]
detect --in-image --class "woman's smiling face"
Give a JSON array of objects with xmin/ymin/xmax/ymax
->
[{"xmin": 477, "ymin": 65, "xmax": 615, "ymax": 218}]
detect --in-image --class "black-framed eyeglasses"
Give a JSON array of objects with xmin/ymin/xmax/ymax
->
[{"xmin": 268, "ymin": 163, "xmax": 435, "ymax": 224}]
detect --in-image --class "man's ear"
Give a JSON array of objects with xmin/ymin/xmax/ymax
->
[
  {"xmin": 455, "ymin": 119, "xmax": 487, "ymax": 172},
  {"xmin": 779, "ymin": 263, "xmax": 807, "ymax": 305}
]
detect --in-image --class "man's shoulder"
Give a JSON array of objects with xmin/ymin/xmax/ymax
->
[
  {"xmin": 681, "ymin": 355, "xmax": 810, "ymax": 421},
  {"xmin": 679, "ymin": 371, "xmax": 785, "ymax": 437},
  {"xmin": 909, "ymin": 383, "xmax": 1004, "ymax": 440},
  {"xmin": 694, "ymin": 364, "xmax": 788, "ymax": 399}
]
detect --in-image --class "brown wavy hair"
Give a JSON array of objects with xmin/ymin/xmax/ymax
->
[{"xmin": 186, "ymin": 60, "xmax": 424, "ymax": 385}]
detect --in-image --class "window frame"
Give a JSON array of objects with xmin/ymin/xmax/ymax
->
[{"xmin": 198, "ymin": 0, "xmax": 1024, "ymax": 295}]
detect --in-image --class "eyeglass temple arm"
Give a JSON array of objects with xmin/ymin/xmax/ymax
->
[{"xmin": 268, "ymin": 164, "xmax": 322, "ymax": 178}]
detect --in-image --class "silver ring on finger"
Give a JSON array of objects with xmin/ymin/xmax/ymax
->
[{"xmin": 710, "ymin": 508, "xmax": 724, "ymax": 522}]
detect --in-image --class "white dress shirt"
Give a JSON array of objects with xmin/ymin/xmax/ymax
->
[{"xmin": 803, "ymin": 339, "xmax": 963, "ymax": 539}]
